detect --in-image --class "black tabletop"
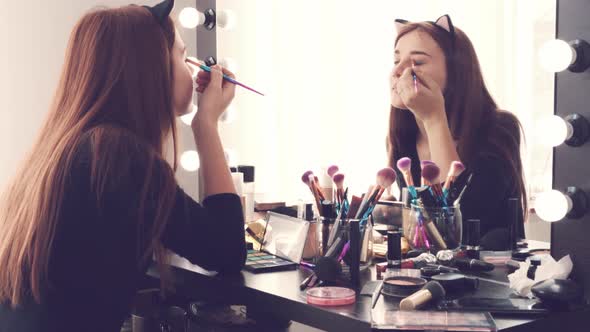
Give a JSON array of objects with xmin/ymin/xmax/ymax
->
[{"xmin": 147, "ymin": 242, "xmax": 590, "ymax": 332}]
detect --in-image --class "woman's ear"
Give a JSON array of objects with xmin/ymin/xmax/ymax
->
[{"xmin": 434, "ymin": 14, "xmax": 453, "ymax": 33}]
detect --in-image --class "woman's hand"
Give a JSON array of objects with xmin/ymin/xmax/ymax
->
[
  {"xmin": 394, "ymin": 67, "xmax": 446, "ymax": 125},
  {"xmin": 192, "ymin": 65, "xmax": 236, "ymax": 130}
]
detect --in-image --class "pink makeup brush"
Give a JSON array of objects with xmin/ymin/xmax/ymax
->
[
  {"xmin": 420, "ymin": 160, "xmax": 435, "ymax": 169},
  {"xmin": 396, "ymin": 157, "xmax": 414, "ymax": 187},
  {"xmin": 421, "ymin": 163, "xmax": 442, "ymax": 196},
  {"xmin": 442, "ymin": 161, "xmax": 466, "ymax": 192},
  {"xmin": 332, "ymin": 173, "xmax": 345, "ymax": 204},
  {"xmin": 375, "ymin": 167, "xmax": 397, "ymax": 201},
  {"xmin": 327, "ymin": 165, "xmax": 339, "ymax": 178},
  {"xmin": 420, "ymin": 160, "xmax": 435, "ymax": 186}
]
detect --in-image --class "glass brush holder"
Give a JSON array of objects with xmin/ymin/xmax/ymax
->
[{"xmin": 403, "ymin": 204, "xmax": 462, "ymax": 251}]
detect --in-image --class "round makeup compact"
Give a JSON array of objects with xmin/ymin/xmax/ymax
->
[
  {"xmin": 381, "ymin": 276, "xmax": 427, "ymax": 298},
  {"xmin": 306, "ymin": 287, "xmax": 356, "ymax": 306}
]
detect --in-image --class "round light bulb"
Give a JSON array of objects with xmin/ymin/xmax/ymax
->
[
  {"xmin": 180, "ymin": 104, "xmax": 197, "ymax": 125},
  {"xmin": 538, "ymin": 39, "xmax": 576, "ymax": 72},
  {"xmin": 216, "ymin": 9, "xmax": 236, "ymax": 30},
  {"xmin": 180, "ymin": 150, "xmax": 200, "ymax": 172},
  {"xmin": 536, "ymin": 115, "xmax": 573, "ymax": 147},
  {"xmin": 179, "ymin": 7, "xmax": 205, "ymax": 29},
  {"xmin": 535, "ymin": 189, "xmax": 572, "ymax": 222},
  {"xmin": 220, "ymin": 106, "xmax": 237, "ymax": 123}
]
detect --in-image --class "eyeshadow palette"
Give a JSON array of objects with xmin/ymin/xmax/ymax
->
[{"xmin": 244, "ymin": 249, "xmax": 299, "ymax": 273}]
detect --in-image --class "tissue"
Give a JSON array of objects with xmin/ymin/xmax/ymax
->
[{"xmin": 507, "ymin": 254, "xmax": 573, "ymax": 298}]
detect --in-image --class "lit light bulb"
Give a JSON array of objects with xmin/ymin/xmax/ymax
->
[
  {"xmin": 219, "ymin": 57, "xmax": 238, "ymax": 73},
  {"xmin": 180, "ymin": 104, "xmax": 197, "ymax": 125},
  {"xmin": 179, "ymin": 7, "xmax": 205, "ymax": 29},
  {"xmin": 180, "ymin": 150, "xmax": 200, "ymax": 172},
  {"xmin": 539, "ymin": 39, "xmax": 575, "ymax": 72},
  {"xmin": 224, "ymin": 148, "xmax": 238, "ymax": 166},
  {"xmin": 220, "ymin": 106, "xmax": 237, "ymax": 123},
  {"xmin": 535, "ymin": 190, "xmax": 572, "ymax": 222},
  {"xmin": 216, "ymin": 9, "xmax": 237, "ymax": 30},
  {"xmin": 536, "ymin": 115, "xmax": 573, "ymax": 147}
]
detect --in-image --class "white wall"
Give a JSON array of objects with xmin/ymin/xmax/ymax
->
[
  {"xmin": 0, "ymin": 0, "xmax": 555, "ymax": 241},
  {"xmin": 215, "ymin": 0, "xmax": 555, "ymax": 240},
  {"xmin": 0, "ymin": 0, "xmax": 198, "ymax": 194}
]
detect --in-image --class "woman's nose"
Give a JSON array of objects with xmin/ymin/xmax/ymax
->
[{"xmin": 393, "ymin": 59, "xmax": 410, "ymax": 77}]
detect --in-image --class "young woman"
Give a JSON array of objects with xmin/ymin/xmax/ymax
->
[
  {"xmin": 0, "ymin": 1, "xmax": 245, "ymax": 331},
  {"xmin": 388, "ymin": 15, "xmax": 526, "ymax": 245}
]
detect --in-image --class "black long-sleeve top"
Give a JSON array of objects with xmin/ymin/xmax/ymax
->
[{"xmin": 0, "ymin": 130, "xmax": 246, "ymax": 332}]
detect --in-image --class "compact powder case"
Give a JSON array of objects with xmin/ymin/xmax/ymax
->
[{"xmin": 381, "ymin": 276, "xmax": 427, "ymax": 298}]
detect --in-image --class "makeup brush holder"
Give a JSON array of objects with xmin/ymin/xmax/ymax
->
[
  {"xmin": 404, "ymin": 204, "xmax": 462, "ymax": 252},
  {"xmin": 313, "ymin": 217, "xmax": 374, "ymax": 288}
]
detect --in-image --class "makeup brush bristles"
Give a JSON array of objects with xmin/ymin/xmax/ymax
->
[
  {"xmin": 301, "ymin": 170, "xmax": 324, "ymax": 214},
  {"xmin": 301, "ymin": 170, "xmax": 313, "ymax": 185},
  {"xmin": 421, "ymin": 164, "xmax": 440, "ymax": 186},
  {"xmin": 420, "ymin": 160, "xmax": 436, "ymax": 186},
  {"xmin": 332, "ymin": 173, "xmax": 345, "ymax": 204},
  {"xmin": 421, "ymin": 163, "xmax": 442, "ymax": 197},
  {"xmin": 396, "ymin": 157, "xmax": 413, "ymax": 187},
  {"xmin": 443, "ymin": 161, "xmax": 465, "ymax": 191},
  {"xmin": 327, "ymin": 165, "xmax": 339, "ymax": 178},
  {"xmin": 375, "ymin": 167, "xmax": 397, "ymax": 201}
]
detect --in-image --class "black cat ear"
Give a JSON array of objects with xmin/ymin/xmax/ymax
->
[
  {"xmin": 394, "ymin": 19, "xmax": 409, "ymax": 32},
  {"xmin": 144, "ymin": 0, "xmax": 175, "ymax": 24},
  {"xmin": 434, "ymin": 14, "xmax": 453, "ymax": 33}
]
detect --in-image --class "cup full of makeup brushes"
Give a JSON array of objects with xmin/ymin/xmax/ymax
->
[
  {"xmin": 396, "ymin": 158, "xmax": 468, "ymax": 252},
  {"xmin": 406, "ymin": 203, "xmax": 462, "ymax": 251}
]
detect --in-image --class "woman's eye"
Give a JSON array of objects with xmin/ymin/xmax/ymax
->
[{"xmin": 413, "ymin": 60, "xmax": 425, "ymax": 66}]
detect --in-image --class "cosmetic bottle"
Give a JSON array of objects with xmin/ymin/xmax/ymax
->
[
  {"xmin": 464, "ymin": 219, "xmax": 481, "ymax": 259},
  {"xmin": 237, "ymin": 165, "xmax": 255, "ymax": 222}
]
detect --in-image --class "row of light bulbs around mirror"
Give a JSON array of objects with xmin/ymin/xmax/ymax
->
[
  {"xmin": 536, "ymin": 38, "xmax": 590, "ymax": 223},
  {"xmin": 177, "ymin": 7, "xmax": 239, "ymax": 175},
  {"xmin": 176, "ymin": 5, "xmax": 590, "ymax": 225}
]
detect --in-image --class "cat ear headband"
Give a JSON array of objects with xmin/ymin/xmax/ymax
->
[
  {"xmin": 143, "ymin": 0, "xmax": 174, "ymax": 25},
  {"xmin": 394, "ymin": 14, "xmax": 455, "ymax": 48}
]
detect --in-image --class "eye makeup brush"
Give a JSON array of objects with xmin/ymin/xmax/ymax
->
[
  {"xmin": 396, "ymin": 157, "xmax": 414, "ymax": 187},
  {"xmin": 186, "ymin": 56, "xmax": 265, "ymax": 96}
]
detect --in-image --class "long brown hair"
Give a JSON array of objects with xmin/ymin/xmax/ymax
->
[
  {"xmin": 387, "ymin": 21, "xmax": 527, "ymax": 220},
  {"xmin": 0, "ymin": 5, "xmax": 179, "ymax": 306}
]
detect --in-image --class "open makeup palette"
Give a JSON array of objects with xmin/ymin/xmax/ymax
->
[{"xmin": 244, "ymin": 212, "xmax": 310, "ymax": 273}]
